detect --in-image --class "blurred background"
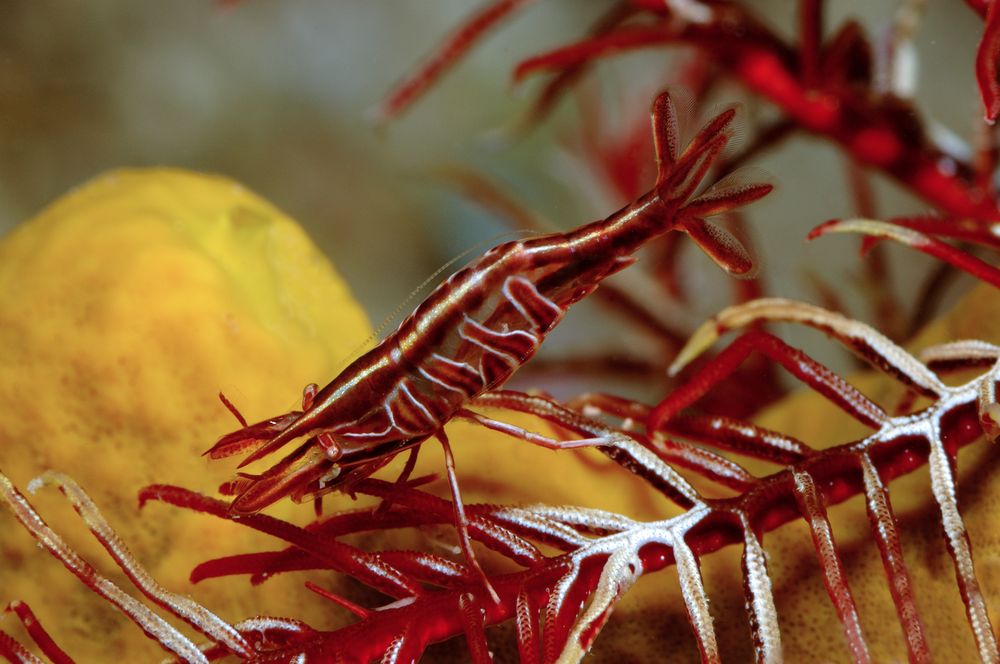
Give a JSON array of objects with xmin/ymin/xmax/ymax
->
[{"xmin": 0, "ymin": 1, "xmax": 988, "ymax": 392}]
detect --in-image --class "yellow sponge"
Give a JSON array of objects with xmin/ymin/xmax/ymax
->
[{"xmin": 0, "ymin": 169, "xmax": 373, "ymax": 660}]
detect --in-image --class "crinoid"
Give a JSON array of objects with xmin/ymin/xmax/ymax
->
[{"xmin": 4, "ymin": 283, "xmax": 1000, "ymax": 661}]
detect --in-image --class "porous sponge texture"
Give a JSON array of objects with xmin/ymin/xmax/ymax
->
[{"xmin": 0, "ymin": 169, "xmax": 373, "ymax": 660}]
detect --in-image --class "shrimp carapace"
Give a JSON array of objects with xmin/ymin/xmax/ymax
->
[{"xmin": 207, "ymin": 90, "xmax": 773, "ymax": 514}]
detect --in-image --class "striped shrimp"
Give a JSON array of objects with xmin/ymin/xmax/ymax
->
[{"xmin": 208, "ymin": 90, "xmax": 770, "ymax": 592}]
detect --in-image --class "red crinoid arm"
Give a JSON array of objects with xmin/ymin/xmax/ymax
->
[
  {"xmin": 647, "ymin": 329, "xmax": 889, "ymax": 433},
  {"xmin": 670, "ymin": 298, "xmax": 999, "ymax": 659},
  {"xmin": 967, "ymin": 0, "xmax": 990, "ymax": 18},
  {"xmin": 138, "ymin": 484, "xmax": 423, "ymax": 599},
  {"xmin": 665, "ymin": 414, "xmax": 813, "ymax": 466},
  {"xmin": 516, "ymin": 3, "xmax": 640, "ymax": 131},
  {"xmin": 510, "ymin": 8, "xmax": 789, "ymax": 86},
  {"xmin": 569, "ymin": 390, "xmax": 808, "ymax": 466},
  {"xmin": 859, "ymin": 452, "xmax": 931, "ymax": 663},
  {"xmin": 5, "ymin": 602, "xmax": 74, "ymax": 664},
  {"xmin": 976, "ymin": 1, "xmax": 1000, "ymax": 123},
  {"xmin": 515, "ymin": 586, "xmax": 542, "ymax": 664},
  {"xmin": 513, "ymin": 25, "xmax": 675, "ymax": 84},
  {"xmin": 648, "ymin": 435, "xmax": 757, "ymax": 492},
  {"xmin": 672, "ymin": 298, "xmax": 950, "ymax": 397},
  {"xmin": 0, "ymin": 629, "xmax": 44, "ymax": 664},
  {"xmin": 191, "ymin": 550, "xmax": 318, "ymax": 584},
  {"xmin": 458, "ymin": 592, "xmax": 493, "ymax": 664},
  {"xmin": 565, "ymin": 390, "xmax": 651, "ymax": 422},
  {"xmin": 799, "ymin": 0, "xmax": 823, "ymax": 88},
  {"xmin": 0, "ymin": 472, "xmax": 228, "ymax": 663},
  {"xmin": 541, "ymin": 562, "xmax": 602, "ymax": 663},
  {"xmin": 381, "ymin": 551, "xmax": 474, "ymax": 589},
  {"xmin": 929, "ymin": 429, "xmax": 999, "ymax": 662},
  {"xmin": 190, "ymin": 477, "xmax": 548, "ymax": 587},
  {"xmin": 374, "ymin": 0, "xmax": 536, "ymax": 122},
  {"xmin": 361, "ymin": 479, "xmax": 546, "ymax": 566},
  {"xmin": 195, "ymin": 547, "xmax": 473, "ymax": 592},
  {"xmin": 37, "ymin": 474, "xmax": 253, "ymax": 659},
  {"xmin": 920, "ymin": 340, "xmax": 1000, "ymax": 374},
  {"xmin": 511, "ymin": 6, "xmax": 1000, "ymax": 218},
  {"xmin": 305, "ymin": 581, "xmax": 372, "ymax": 619},
  {"xmin": 276, "ymin": 531, "xmax": 689, "ymax": 663},
  {"xmin": 382, "ymin": 626, "xmax": 430, "ymax": 664},
  {"xmin": 562, "ymin": 392, "xmax": 759, "ymax": 488},
  {"xmin": 176, "ymin": 375, "xmax": 1000, "ymax": 662},
  {"xmin": 810, "ymin": 218, "xmax": 1000, "ymax": 289},
  {"xmin": 862, "ymin": 215, "xmax": 1000, "ymax": 250},
  {"xmin": 790, "ymin": 469, "xmax": 870, "ymax": 663},
  {"xmin": 738, "ymin": 517, "xmax": 782, "ymax": 663},
  {"xmin": 672, "ymin": 528, "xmax": 720, "ymax": 664},
  {"xmin": 180, "ymin": 478, "xmax": 543, "ymax": 587}
]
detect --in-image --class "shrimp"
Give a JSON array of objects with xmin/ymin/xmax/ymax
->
[{"xmin": 208, "ymin": 89, "xmax": 770, "ymax": 516}]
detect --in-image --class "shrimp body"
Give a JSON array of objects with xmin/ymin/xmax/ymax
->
[{"xmin": 209, "ymin": 91, "xmax": 771, "ymax": 513}]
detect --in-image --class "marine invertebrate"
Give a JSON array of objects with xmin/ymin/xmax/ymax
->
[
  {"xmin": 206, "ymin": 91, "xmax": 770, "ymax": 596},
  {"xmin": 4, "ymin": 295, "xmax": 1000, "ymax": 661}
]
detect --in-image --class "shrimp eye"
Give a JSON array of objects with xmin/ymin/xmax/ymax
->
[
  {"xmin": 317, "ymin": 432, "xmax": 343, "ymax": 461},
  {"xmin": 302, "ymin": 383, "xmax": 319, "ymax": 410}
]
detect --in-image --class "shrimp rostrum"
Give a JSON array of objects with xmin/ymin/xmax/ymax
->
[{"xmin": 208, "ymin": 90, "xmax": 771, "ymax": 515}]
